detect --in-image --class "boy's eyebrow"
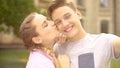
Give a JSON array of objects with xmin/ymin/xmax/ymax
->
[{"xmin": 54, "ymin": 12, "xmax": 70, "ymax": 22}]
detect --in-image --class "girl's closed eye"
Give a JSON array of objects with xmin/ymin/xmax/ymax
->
[{"xmin": 42, "ymin": 20, "xmax": 48, "ymax": 28}]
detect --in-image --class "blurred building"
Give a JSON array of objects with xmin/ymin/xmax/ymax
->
[
  {"xmin": 69, "ymin": 0, "xmax": 120, "ymax": 36},
  {"xmin": 34, "ymin": 0, "xmax": 50, "ymax": 13},
  {"xmin": 114, "ymin": 0, "xmax": 120, "ymax": 36},
  {"xmin": 36, "ymin": 0, "xmax": 120, "ymax": 36}
]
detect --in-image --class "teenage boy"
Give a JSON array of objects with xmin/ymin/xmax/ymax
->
[{"xmin": 48, "ymin": 0, "xmax": 120, "ymax": 68}]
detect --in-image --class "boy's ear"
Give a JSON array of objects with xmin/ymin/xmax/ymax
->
[
  {"xmin": 32, "ymin": 36, "xmax": 42, "ymax": 44},
  {"xmin": 76, "ymin": 10, "xmax": 82, "ymax": 19}
]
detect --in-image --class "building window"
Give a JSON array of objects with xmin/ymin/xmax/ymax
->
[
  {"xmin": 100, "ymin": 20, "xmax": 109, "ymax": 33},
  {"xmin": 77, "ymin": 0, "xmax": 84, "ymax": 7},
  {"xmin": 100, "ymin": 0, "xmax": 109, "ymax": 7}
]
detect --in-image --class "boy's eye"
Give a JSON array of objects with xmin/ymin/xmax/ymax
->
[
  {"xmin": 55, "ymin": 20, "xmax": 61, "ymax": 26},
  {"xmin": 64, "ymin": 13, "xmax": 71, "ymax": 19}
]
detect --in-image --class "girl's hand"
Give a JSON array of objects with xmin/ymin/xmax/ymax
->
[
  {"xmin": 56, "ymin": 33, "xmax": 67, "ymax": 46},
  {"xmin": 57, "ymin": 54, "xmax": 70, "ymax": 68}
]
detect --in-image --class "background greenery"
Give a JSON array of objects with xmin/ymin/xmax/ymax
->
[
  {"xmin": 0, "ymin": 0, "xmax": 40, "ymax": 36},
  {"xmin": 0, "ymin": 49, "xmax": 29, "ymax": 68}
]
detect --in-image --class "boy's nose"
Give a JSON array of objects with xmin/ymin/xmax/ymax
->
[{"xmin": 62, "ymin": 20, "xmax": 69, "ymax": 27}]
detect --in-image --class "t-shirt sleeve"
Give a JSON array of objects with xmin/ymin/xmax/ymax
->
[
  {"xmin": 26, "ymin": 52, "xmax": 55, "ymax": 68},
  {"xmin": 26, "ymin": 61, "xmax": 54, "ymax": 68},
  {"xmin": 104, "ymin": 34, "xmax": 119, "ymax": 59}
]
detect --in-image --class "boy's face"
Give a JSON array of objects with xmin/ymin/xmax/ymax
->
[
  {"xmin": 52, "ymin": 6, "xmax": 82, "ymax": 40},
  {"xmin": 32, "ymin": 14, "xmax": 59, "ymax": 45}
]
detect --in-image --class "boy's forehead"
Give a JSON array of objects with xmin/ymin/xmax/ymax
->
[{"xmin": 52, "ymin": 6, "xmax": 73, "ymax": 20}]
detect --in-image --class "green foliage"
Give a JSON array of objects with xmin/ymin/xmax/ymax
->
[
  {"xmin": 0, "ymin": 0, "xmax": 40, "ymax": 36},
  {"xmin": 0, "ymin": 49, "xmax": 29, "ymax": 68}
]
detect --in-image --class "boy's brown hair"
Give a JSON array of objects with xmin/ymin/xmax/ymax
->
[
  {"xmin": 19, "ymin": 12, "xmax": 40, "ymax": 50},
  {"xmin": 47, "ymin": 0, "xmax": 76, "ymax": 19}
]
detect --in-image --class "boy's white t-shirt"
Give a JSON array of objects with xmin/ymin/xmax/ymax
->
[{"xmin": 54, "ymin": 33, "xmax": 119, "ymax": 68}]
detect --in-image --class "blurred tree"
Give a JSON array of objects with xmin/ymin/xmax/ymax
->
[{"xmin": 0, "ymin": 0, "xmax": 40, "ymax": 36}]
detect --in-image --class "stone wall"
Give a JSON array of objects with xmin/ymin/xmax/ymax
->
[{"xmin": 115, "ymin": 0, "xmax": 120, "ymax": 36}]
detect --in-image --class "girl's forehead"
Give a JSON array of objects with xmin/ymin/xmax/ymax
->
[
  {"xmin": 35, "ymin": 14, "xmax": 46, "ymax": 22},
  {"xmin": 35, "ymin": 14, "xmax": 46, "ymax": 19}
]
